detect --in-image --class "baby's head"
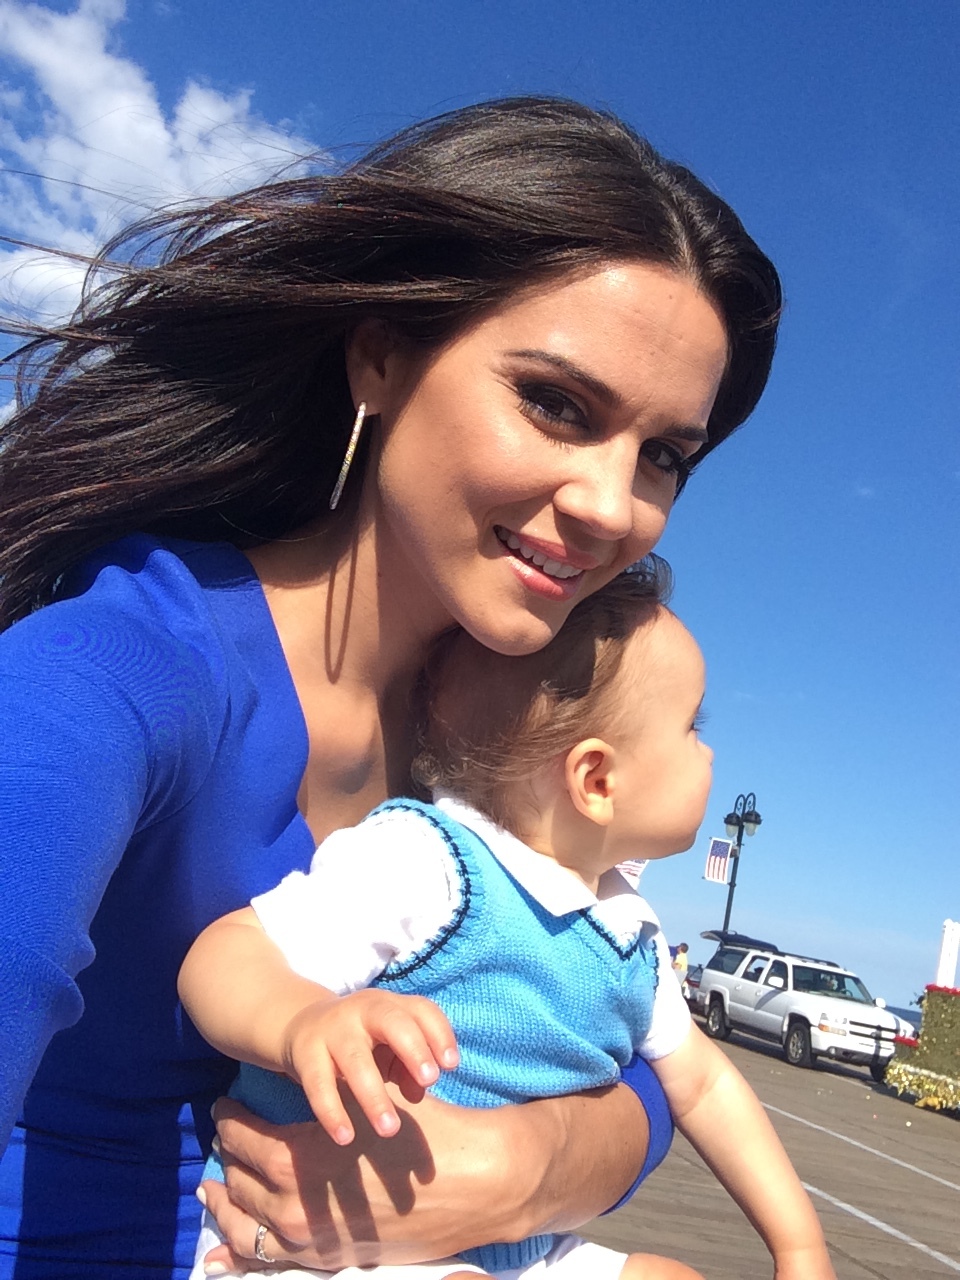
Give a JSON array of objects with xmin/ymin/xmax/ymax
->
[{"xmin": 414, "ymin": 557, "xmax": 713, "ymax": 867}]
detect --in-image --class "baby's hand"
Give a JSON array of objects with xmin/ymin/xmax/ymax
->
[{"xmin": 281, "ymin": 989, "xmax": 459, "ymax": 1145}]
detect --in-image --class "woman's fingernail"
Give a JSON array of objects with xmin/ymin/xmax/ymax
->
[
  {"xmin": 195, "ymin": 1186, "xmax": 207, "ymax": 1207},
  {"xmin": 418, "ymin": 1062, "xmax": 438, "ymax": 1083},
  {"xmin": 442, "ymin": 1048, "xmax": 459, "ymax": 1068},
  {"xmin": 378, "ymin": 1111, "xmax": 400, "ymax": 1135},
  {"xmin": 333, "ymin": 1125, "xmax": 353, "ymax": 1145},
  {"xmin": 211, "ymin": 1136, "xmax": 221, "ymax": 1155},
  {"xmin": 204, "ymin": 1263, "xmax": 230, "ymax": 1276}
]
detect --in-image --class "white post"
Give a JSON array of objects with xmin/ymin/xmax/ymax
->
[{"xmin": 934, "ymin": 919, "xmax": 960, "ymax": 988}]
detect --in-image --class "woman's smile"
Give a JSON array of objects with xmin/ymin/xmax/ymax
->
[{"xmin": 493, "ymin": 526, "xmax": 596, "ymax": 600}]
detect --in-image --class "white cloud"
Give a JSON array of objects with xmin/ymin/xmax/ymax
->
[{"xmin": 0, "ymin": 0, "xmax": 317, "ymax": 325}]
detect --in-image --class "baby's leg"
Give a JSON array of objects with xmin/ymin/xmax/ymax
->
[
  {"xmin": 618, "ymin": 1253, "xmax": 705, "ymax": 1280},
  {"xmin": 529, "ymin": 1239, "xmax": 703, "ymax": 1280}
]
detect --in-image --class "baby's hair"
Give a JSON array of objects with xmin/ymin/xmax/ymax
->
[{"xmin": 413, "ymin": 555, "xmax": 674, "ymax": 832}]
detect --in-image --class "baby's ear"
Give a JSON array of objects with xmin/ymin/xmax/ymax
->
[{"xmin": 564, "ymin": 738, "xmax": 617, "ymax": 826}]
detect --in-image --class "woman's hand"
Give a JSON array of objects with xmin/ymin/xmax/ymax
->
[{"xmin": 199, "ymin": 1079, "xmax": 650, "ymax": 1273}]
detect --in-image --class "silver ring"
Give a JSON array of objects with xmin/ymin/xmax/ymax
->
[{"xmin": 254, "ymin": 1222, "xmax": 278, "ymax": 1265}]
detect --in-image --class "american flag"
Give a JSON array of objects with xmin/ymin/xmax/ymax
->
[
  {"xmin": 617, "ymin": 858, "xmax": 648, "ymax": 888},
  {"xmin": 704, "ymin": 837, "xmax": 735, "ymax": 884}
]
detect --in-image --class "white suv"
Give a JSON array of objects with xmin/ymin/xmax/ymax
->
[{"xmin": 696, "ymin": 936, "xmax": 899, "ymax": 1082}]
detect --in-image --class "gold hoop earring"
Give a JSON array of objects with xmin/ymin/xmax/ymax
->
[{"xmin": 329, "ymin": 402, "xmax": 367, "ymax": 510}]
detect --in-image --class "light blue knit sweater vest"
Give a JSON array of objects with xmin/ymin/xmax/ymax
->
[{"xmin": 204, "ymin": 798, "xmax": 659, "ymax": 1272}]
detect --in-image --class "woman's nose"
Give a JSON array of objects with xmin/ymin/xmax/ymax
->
[{"xmin": 553, "ymin": 452, "xmax": 640, "ymax": 543}]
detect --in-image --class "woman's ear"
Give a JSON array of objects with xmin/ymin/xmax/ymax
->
[
  {"xmin": 344, "ymin": 320, "xmax": 407, "ymax": 416},
  {"xmin": 564, "ymin": 738, "xmax": 617, "ymax": 827}
]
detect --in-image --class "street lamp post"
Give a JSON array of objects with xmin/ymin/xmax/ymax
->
[{"xmin": 721, "ymin": 792, "xmax": 762, "ymax": 935}]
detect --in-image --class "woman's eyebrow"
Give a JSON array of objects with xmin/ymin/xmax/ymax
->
[
  {"xmin": 505, "ymin": 349, "xmax": 621, "ymax": 406},
  {"xmin": 665, "ymin": 423, "xmax": 710, "ymax": 445}
]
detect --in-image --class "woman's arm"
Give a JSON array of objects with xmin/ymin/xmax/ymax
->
[
  {"xmin": 0, "ymin": 628, "xmax": 151, "ymax": 1147},
  {"xmin": 199, "ymin": 1077, "xmax": 652, "ymax": 1271},
  {"xmin": 652, "ymin": 1026, "xmax": 835, "ymax": 1279},
  {"xmin": 0, "ymin": 563, "xmax": 227, "ymax": 1153}
]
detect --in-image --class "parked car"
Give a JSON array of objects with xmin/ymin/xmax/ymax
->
[{"xmin": 695, "ymin": 935, "xmax": 898, "ymax": 1082}]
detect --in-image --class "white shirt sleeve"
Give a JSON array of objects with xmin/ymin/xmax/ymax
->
[
  {"xmin": 250, "ymin": 808, "xmax": 462, "ymax": 995},
  {"xmin": 636, "ymin": 926, "xmax": 693, "ymax": 1060}
]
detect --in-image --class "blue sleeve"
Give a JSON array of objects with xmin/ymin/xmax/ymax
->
[
  {"xmin": 602, "ymin": 1054, "xmax": 674, "ymax": 1213},
  {"xmin": 0, "ymin": 584, "xmax": 224, "ymax": 1151}
]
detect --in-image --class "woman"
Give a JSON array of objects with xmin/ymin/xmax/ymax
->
[{"xmin": 0, "ymin": 97, "xmax": 780, "ymax": 1277}]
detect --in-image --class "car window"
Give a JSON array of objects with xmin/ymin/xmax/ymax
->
[
  {"xmin": 792, "ymin": 966, "xmax": 817, "ymax": 994},
  {"xmin": 764, "ymin": 960, "xmax": 788, "ymax": 987},
  {"xmin": 705, "ymin": 947, "xmax": 747, "ymax": 974},
  {"xmin": 742, "ymin": 955, "xmax": 769, "ymax": 983},
  {"xmin": 792, "ymin": 965, "xmax": 872, "ymax": 1002}
]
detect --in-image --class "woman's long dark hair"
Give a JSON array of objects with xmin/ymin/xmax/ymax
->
[{"xmin": 0, "ymin": 96, "xmax": 781, "ymax": 627}]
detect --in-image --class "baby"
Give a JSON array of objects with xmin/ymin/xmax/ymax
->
[{"xmin": 180, "ymin": 560, "xmax": 834, "ymax": 1280}]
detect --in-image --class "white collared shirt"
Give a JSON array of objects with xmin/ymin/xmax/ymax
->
[{"xmin": 252, "ymin": 796, "xmax": 691, "ymax": 1061}]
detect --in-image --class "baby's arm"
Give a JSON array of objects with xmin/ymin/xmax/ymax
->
[
  {"xmin": 178, "ymin": 908, "xmax": 458, "ymax": 1143},
  {"xmin": 651, "ymin": 1025, "xmax": 835, "ymax": 1280}
]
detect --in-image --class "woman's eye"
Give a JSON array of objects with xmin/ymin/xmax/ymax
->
[
  {"xmin": 518, "ymin": 383, "xmax": 589, "ymax": 432},
  {"xmin": 639, "ymin": 438, "xmax": 693, "ymax": 493},
  {"xmin": 692, "ymin": 710, "xmax": 708, "ymax": 734}
]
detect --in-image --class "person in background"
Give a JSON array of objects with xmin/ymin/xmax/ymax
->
[
  {"xmin": 0, "ymin": 97, "xmax": 781, "ymax": 1277},
  {"xmin": 671, "ymin": 944, "xmax": 691, "ymax": 1002}
]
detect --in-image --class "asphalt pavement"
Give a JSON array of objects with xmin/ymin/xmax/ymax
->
[{"xmin": 584, "ymin": 1028, "xmax": 960, "ymax": 1279}]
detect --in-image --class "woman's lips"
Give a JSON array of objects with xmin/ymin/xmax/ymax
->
[
  {"xmin": 494, "ymin": 526, "xmax": 602, "ymax": 601},
  {"xmin": 493, "ymin": 526, "xmax": 599, "ymax": 580}
]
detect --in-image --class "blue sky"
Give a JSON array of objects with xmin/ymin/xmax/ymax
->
[{"xmin": 1, "ymin": 0, "xmax": 957, "ymax": 1007}]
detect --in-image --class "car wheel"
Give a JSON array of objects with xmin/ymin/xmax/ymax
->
[
  {"xmin": 784, "ymin": 1020, "xmax": 813, "ymax": 1068},
  {"xmin": 869, "ymin": 1060, "xmax": 888, "ymax": 1085},
  {"xmin": 705, "ymin": 997, "xmax": 730, "ymax": 1040}
]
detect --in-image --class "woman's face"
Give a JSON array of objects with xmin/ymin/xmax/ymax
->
[{"xmin": 354, "ymin": 261, "xmax": 729, "ymax": 655}]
